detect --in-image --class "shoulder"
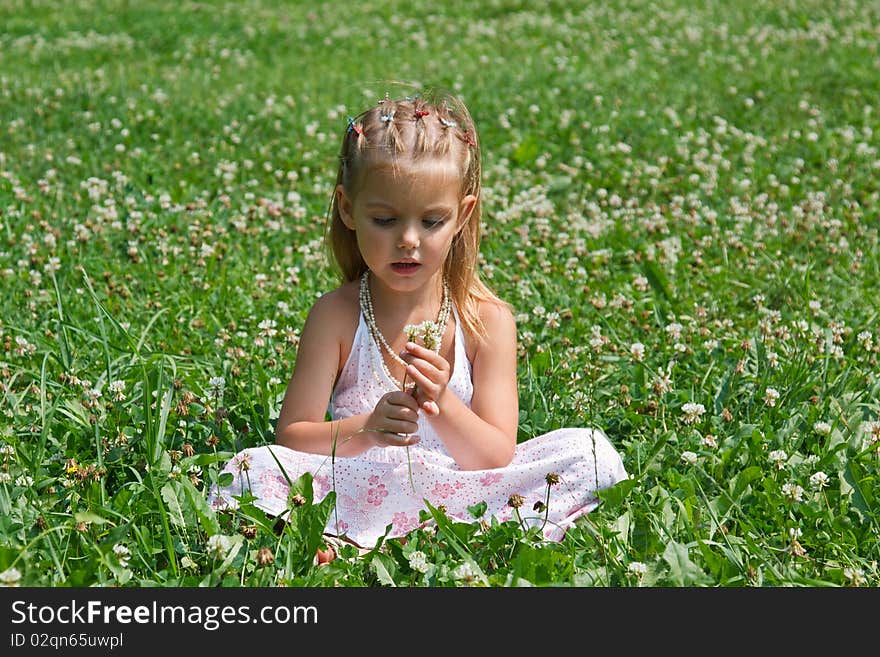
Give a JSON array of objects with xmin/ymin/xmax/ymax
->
[
  {"xmin": 471, "ymin": 298, "xmax": 516, "ymax": 358},
  {"xmin": 302, "ymin": 280, "xmax": 360, "ymax": 371},
  {"xmin": 478, "ymin": 298, "xmax": 516, "ymax": 337},
  {"xmin": 305, "ymin": 281, "xmax": 359, "ymax": 326}
]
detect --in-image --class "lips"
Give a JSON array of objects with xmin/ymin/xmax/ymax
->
[{"xmin": 391, "ymin": 261, "xmax": 422, "ymax": 275}]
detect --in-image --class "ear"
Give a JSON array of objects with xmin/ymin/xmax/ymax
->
[
  {"xmin": 336, "ymin": 184, "xmax": 356, "ymax": 230},
  {"xmin": 457, "ymin": 194, "xmax": 478, "ymax": 233}
]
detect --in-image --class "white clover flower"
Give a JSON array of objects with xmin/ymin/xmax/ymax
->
[
  {"xmin": 258, "ymin": 319, "xmax": 278, "ymax": 337},
  {"xmin": 231, "ymin": 452, "xmax": 251, "ymax": 472},
  {"xmin": 843, "ymin": 567, "xmax": 865, "ymax": 586},
  {"xmin": 763, "ymin": 387, "xmax": 780, "ymax": 407},
  {"xmin": 630, "ymin": 342, "xmax": 645, "ymax": 361},
  {"xmin": 808, "ymin": 299, "xmax": 822, "ymax": 315},
  {"xmin": 407, "ymin": 550, "xmax": 429, "ymax": 574},
  {"xmin": 113, "ymin": 544, "xmax": 131, "ymax": 567},
  {"xmin": 108, "ymin": 379, "xmax": 126, "ymax": 401},
  {"xmin": 680, "ymin": 451, "xmax": 698, "ymax": 465},
  {"xmin": 0, "ymin": 444, "xmax": 14, "ymax": 456},
  {"xmin": 813, "ymin": 421, "xmax": 831, "ymax": 435},
  {"xmin": 782, "ymin": 483, "xmax": 804, "ymax": 502},
  {"xmin": 665, "ymin": 322, "xmax": 684, "ymax": 340},
  {"xmin": 0, "ymin": 567, "xmax": 22, "ymax": 587},
  {"xmin": 209, "ymin": 376, "xmax": 226, "ymax": 391},
  {"xmin": 589, "ymin": 326, "xmax": 605, "ymax": 351},
  {"xmin": 0, "ymin": 473, "xmax": 11, "ymax": 484},
  {"xmin": 15, "ymin": 475, "xmax": 33, "ymax": 486},
  {"xmin": 206, "ymin": 534, "xmax": 233, "ymax": 559},
  {"xmin": 681, "ymin": 402, "xmax": 705, "ymax": 425},
  {"xmin": 788, "ymin": 527, "xmax": 802, "ymax": 540},
  {"xmin": 452, "ymin": 561, "xmax": 478, "ymax": 583},
  {"xmin": 702, "ymin": 434, "xmax": 718, "ymax": 449},
  {"xmin": 809, "ymin": 471, "xmax": 830, "ymax": 489},
  {"xmin": 627, "ymin": 561, "xmax": 648, "ymax": 576},
  {"xmin": 768, "ymin": 449, "xmax": 788, "ymax": 469}
]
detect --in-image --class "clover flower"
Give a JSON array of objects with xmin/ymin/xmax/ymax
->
[
  {"xmin": 627, "ymin": 561, "xmax": 648, "ymax": 576},
  {"xmin": 206, "ymin": 534, "xmax": 234, "ymax": 559},
  {"xmin": 0, "ymin": 567, "xmax": 22, "ymax": 587},
  {"xmin": 809, "ymin": 471, "xmax": 829, "ymax": 489},
  {"xmin": 407, "ymin": 550, "xmax": 430, "ymax": 574},
  {"xmin": 452, "ymin": 561, "xmax": 478, "ymax": 584},
  {"xmin": 404, "ymin": 320, "xmax": 442, "ymax": 351},
  {"xmin": 843, "ymin": 567, "xmax": 865, "ymax": 586},
  {"xmin": 630, "ymin": 342, "xmax": 645, "ymax": 362},
  {"xmin": 781, "ymin": 483, "xmax": 804, "ymax": 502},
  {"xmin": 681, "ymin": 402, "xmax": 705, "ymax": 425},
  {"xmin": 108, "ymin": 379, "xmax": 126, "ymax": 401},
  {"xmin": 680, "ymin": 451, "xmax": 698, "ymax": 465},
  {"xmin": 763, "ymin": 387, "xmax": 780, "ymax": 407},
  {"xmin": 813, "ymin": 421, "xmax": 831, "ymax": 435},
  {"xmin": 768, "ymin": 449, "xmax": 788, "ymax": 469},
  {"xmin": 113, "ymin": 544, "xmax": 131, "ymax": 567}
]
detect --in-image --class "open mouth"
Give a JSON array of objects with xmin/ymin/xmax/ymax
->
[{"xmin": 391, "ymin": 262, "xmax": 421, "ymax": 274}]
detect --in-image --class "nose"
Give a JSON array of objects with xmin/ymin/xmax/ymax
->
[{"xmin": 398, "ymin": 222, "xmax": 419, "ymax": 250}]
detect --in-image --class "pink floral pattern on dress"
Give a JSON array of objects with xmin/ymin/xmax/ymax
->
[
  {"xmin": 392, "ymin": 511, "xmax": 418, "ymax": 533},
  {"xmin": 258, "ymin": 471, "xmax": 290, "ymax": 502},
  {"xmin": 207, "ymin": 304, "xmax": 628, "ymax": 547},
  {"xmin": 366, "ymin": 483, "xmax": 388, "ymax": 506}
]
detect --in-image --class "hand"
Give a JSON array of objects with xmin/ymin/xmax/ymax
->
[
  {"xmin": 363, "ymin": 390, "xmax": 421, "ymax": 448},
  {"xmin": 401, "ymin": 341, "xmax": 451, "ymax": 417}
]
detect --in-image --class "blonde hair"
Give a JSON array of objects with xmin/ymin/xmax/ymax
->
[{"xmin": 326, "ymin": 88, "xmax": 505, "ymax": 340}]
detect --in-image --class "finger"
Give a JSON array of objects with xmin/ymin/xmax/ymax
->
[
  {"xmin": 379, "ymin": 432, "xmax": 420, "ymax": 447},
  {"xmin": 406, "ymin": 356, "xmax": 444, "ymax": 380},
  {"xmin": 405, "ymin": 362, "xmax": 438, "ymax": 393},
  {"xmin": 375, "ymin": 420, "xmax": 419, "ymax": 436},
  {"xmin": 404, "ymin": 342, "xmax": 448, "ymax": 368},
  {"xmin": 388, "ymin": 406, "xmax": 419, "ymax": 423},
  {"xmin": 421, "ymin": 400, "xmax": 440, "ymax": 416},
  {"xmin": 386, "ymin": 391, "xmax": 420, "ymax": 410}
]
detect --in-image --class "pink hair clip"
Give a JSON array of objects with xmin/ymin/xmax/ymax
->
[
  {"xmin": 459, "ymin": 129, "xmax": 477, "ymax": 148},
  {"xmin": 414, "ymin": 109, "xmax": 430, "ymax": 119},
  {"xmin": 347, "ymin": 117, "xmax": 364, "ymax": 136}
]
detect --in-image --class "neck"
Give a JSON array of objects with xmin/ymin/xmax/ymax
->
[{"xmin": 367, "ymin": 271, "xmax": 446, "ymax": 321}]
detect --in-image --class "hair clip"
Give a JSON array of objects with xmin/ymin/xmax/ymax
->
[
  {"xmin": 459, "ymin": 129, "xmax": 477, "ymax": 148},
  {"xmin": 347, "ymin": 117, "xmax": 364, "ymax": 136},
  {"xmin": 438, "ymin": 117, "xmax": 457, "ymax": 128},
  {"xmin": 380, "ymin": 110, "xmax": 395, "ymax": 123},
  {"xmin": 414, "ymin": 109, "xmax": 430, "ymax": 119}
]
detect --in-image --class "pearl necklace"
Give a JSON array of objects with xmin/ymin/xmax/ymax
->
[{"xmin": 359, "ymin": 270, "xmax": 451, "ymax": 390}]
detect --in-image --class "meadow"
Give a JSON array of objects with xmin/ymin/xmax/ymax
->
[{"xmin": 0, "ymin": 0, "xmax": 878, "ymax": 587}]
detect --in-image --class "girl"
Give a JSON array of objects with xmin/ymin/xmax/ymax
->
[{"xmin": 208, "ymin": 90, "xmax": 628, "ymax": 547}]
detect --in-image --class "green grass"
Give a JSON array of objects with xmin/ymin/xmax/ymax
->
[{"xmin": 0, "ymin": 0, "xmax": 878, "ymax": 587}]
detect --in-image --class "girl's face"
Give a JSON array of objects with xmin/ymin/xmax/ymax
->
[{"xmin": 336, "ymin": 156, "xmax": 476, "ymax": 293}]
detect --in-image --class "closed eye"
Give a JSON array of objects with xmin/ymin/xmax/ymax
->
[
  {"xmin": 423, "ymin": 217, "xmax": 445, "ymax": 228},
  {"xmin": 372, "ymin": 217, "xmax": 395, "ymax": 226}
]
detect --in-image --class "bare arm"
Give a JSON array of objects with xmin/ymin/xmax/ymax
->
[
  {"xmin": 274, "ymin": 292, "xmax": 371, "ymax": 456},
  {"xmin": 405, "ymin": 300, "xmax": 519, "ymax": 470},
  {"xmin": 274, "ymin": 290, "xmax": 423, "ymax": 456}
]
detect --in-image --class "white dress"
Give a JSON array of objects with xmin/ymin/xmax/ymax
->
[{"xmin": 208, "ymin": 305, "xmax": 628, "ymax": 547}]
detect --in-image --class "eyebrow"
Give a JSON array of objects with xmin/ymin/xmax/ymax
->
[{"xmin": 363, "ymin": 201, "xmax": 454, "ymax": 214}]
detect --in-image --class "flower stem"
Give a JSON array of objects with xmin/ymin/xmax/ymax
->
[{"xmin": 402, "ymin": 372, "xmax": 418, "ymax": 493}]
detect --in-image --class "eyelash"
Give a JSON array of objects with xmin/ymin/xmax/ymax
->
[{"xmin": 372, "ymin": 217, "xmax": 445, "ymax": 228}]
